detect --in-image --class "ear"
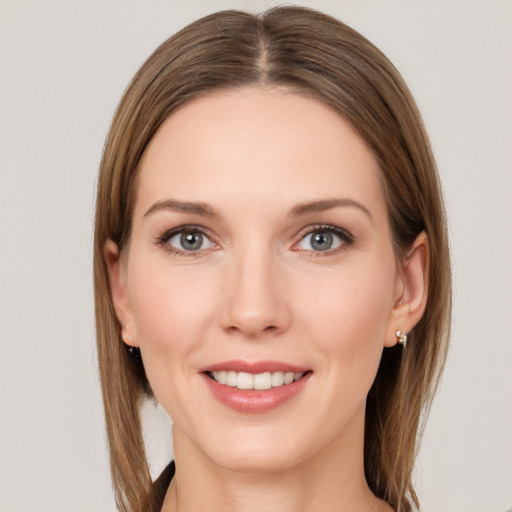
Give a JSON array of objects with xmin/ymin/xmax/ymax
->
[
  {"xmin": 104, "ymin": 239, "xmax": 138, "ymax": 347},
  {"xmin": 384, "ymin": 231, "xmax": 429, "ymax": 347}
]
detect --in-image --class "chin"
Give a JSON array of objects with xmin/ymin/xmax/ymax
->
[
  {"xmin": 215, "ymin": 449, "xmax": 303, "ymax": 475},
  {"xmin": 195, "ymin": 427, "xmax": 312, "ymax": 475}
]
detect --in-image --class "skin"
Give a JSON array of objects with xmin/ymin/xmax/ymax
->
[{"xmin": 105, "ymin": 87, "xmax": 428, "ymax": 512}]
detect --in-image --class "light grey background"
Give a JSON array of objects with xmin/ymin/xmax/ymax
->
[{"xmin": 0, "ymin": 1, "xmax": 511, "ymax": 511}]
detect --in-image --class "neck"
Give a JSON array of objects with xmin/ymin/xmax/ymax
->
[{"xmin": 161, "ymin": 411, "xmax": 392, "ymax": 512}]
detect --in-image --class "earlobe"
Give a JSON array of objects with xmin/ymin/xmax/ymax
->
[
  {"xmin": 104, "ymin": 240, "xmax": 137, "ymax": 347},
  {"xmin": 385, "ymin": 231, "xmax": 429, "ymax": 347}
]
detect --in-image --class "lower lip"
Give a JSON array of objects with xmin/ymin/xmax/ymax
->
[{"xmin": 202, "ymin": 372, "xmax": 312, "ymax": 413}]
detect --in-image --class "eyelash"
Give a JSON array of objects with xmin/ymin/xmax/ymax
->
[
  {"xmin": 156, "ymin": 224, "xmax": 355, "ymax": 257},
  {"xmin": 156, "ymin": 225, "xmax": 217, "ymax": 257},
  {"xmin": 293, "ymin": 224, "xmax": 355, "ymax": 256}
]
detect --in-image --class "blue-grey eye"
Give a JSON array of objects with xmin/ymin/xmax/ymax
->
[
  {"xmin": 168, "ymin": 230, "xmax": 213, "ymax": 251},
  {"xmin": 298, "ymin": 229, "xmax": 345, "ymax": 252}
]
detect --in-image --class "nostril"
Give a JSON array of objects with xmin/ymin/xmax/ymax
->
[{"xmin": 225, "ymin": 323, "xmax": 279, "ymax": 338}]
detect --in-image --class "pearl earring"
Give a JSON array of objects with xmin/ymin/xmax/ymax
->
[{"xmin": 395, "ymin": 329, "xmax": 407, "ymax": 347}]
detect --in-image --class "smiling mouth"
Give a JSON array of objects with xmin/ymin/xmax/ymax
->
[{"xmin": 207, "ymin": 370, "xmax": 308, "ymax": 390}]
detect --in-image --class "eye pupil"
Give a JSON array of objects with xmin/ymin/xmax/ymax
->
[
  {"xmin": 311, "ymin": 231, "xmax": 333, "ymax": 251},
  {"xmin": 181, "ymin": 232, "xmax": 203, "ymax": 250}
]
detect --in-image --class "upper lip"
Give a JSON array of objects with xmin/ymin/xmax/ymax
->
[{"xmin": 199, "ymin": 360, "xmax": 310, "ymax": 374}]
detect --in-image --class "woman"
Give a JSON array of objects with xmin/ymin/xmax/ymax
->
[{"xmin": 94, "ymin": 6, "xmax": 451, "ymax": 512}]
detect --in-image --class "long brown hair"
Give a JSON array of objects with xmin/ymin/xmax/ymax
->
[{"xmin": 94, "ymin": 6, "xmax": 451, "ymax": 512}]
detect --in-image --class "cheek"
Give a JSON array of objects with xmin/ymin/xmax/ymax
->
[
  {"xmin": 296, "ymin": 261, "xmax": 395, "ymax": 365},
  {"xmin": 127, "ymin": 255, "xmax": 218, "ymax": 352},
  {"xmin": 126, "ymin": 256, "xmax": 221, "ymax": 416}
]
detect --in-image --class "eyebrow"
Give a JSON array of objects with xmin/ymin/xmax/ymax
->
[
  {"xmin": 289, "ymin": 199, "xmax": 373, "ymax": 221},
  {"xmin": 144, "ymin": 199, "xmax": 217, "ymax": 218},
  {"xmin": 143, "ymin": 197, "xmax": 373, "ymax": 221}
]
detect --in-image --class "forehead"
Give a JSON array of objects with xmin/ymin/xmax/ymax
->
[{"xmin": 135, "ymin": 87, "xmax": 385, "ymax": 218}]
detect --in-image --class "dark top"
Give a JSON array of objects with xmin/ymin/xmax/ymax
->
[{"xmin": 153, "ymin": 461, "xmax": 175, "ymax": 509}]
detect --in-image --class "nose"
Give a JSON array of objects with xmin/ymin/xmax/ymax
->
[{"xmin": 219, "ymin": 248, "xmax": 291, "ymax": 339}]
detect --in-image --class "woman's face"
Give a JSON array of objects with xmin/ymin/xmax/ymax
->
[{"xmin": 107, "ymin": 88, "xmax": 412, "ymax": 473}]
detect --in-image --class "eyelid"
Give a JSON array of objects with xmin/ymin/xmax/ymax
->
[
  {"xmin": 155, "ymin": 223, "xmax": 354, "ymax": 256},
  {"xmin": 292, "ymin": 224, "xmax": 355, "ymax": 253},
  {"xmin": 156, "ymin": 224, "xmax": 219, "ymax": 255}
]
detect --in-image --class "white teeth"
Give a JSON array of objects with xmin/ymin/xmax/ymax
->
[
  {"xmin": 237, "ymin": 372, "xmax": 254, "ymax": 390},
  {"xmin": 271, "ymin": 371, "xmax": 284, "ymax": 387},
  {"xmin": 212, "ymin": 371, "xmax": 227, "ymax": 384},
  {"xmin": 284, "ymin": 372, "xmax": 295, "ymax": 384},
  {"xmin": 226, "ymin": 371, "xmax": 237, "ymax": 387},
  {"xmin": 210, "ymin": 370, "xmax": 305, "ymax": 390},
  {"xmin": 253, "ymin": 372, "xmax": 272, "ymax": 390}
]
